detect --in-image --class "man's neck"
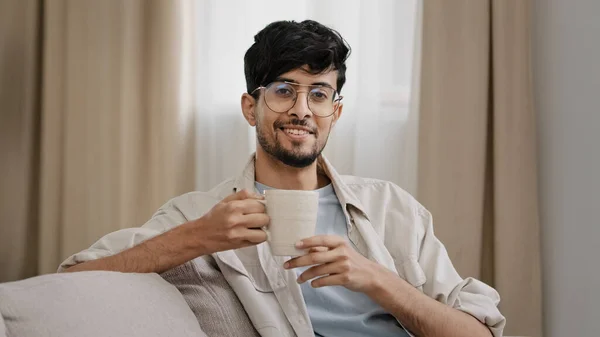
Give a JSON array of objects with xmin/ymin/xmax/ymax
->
[{"xmin": 254, "ymin": 148, "xmax": 330, "ymax": 190}]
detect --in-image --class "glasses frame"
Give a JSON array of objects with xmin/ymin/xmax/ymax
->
[{"xmin": 251, "ymin": 81, "xmax": 343, "ymax": 118}]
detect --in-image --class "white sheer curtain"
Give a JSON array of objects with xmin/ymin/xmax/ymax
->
[{"xmin": 188, "ymin": 0, "xmax": 420, "ymax": 193}]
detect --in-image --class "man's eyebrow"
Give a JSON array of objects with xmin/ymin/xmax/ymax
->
[
  {"xmin": 274, "ymin": 77, "xmax": 336, "ymax": 90},
  {"xmin": 274, "ymin": 77, "xmax": 298, "ymax": 83}
]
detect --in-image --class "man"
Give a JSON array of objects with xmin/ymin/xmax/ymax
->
[{"xmin": 61, "ymin": 20, "xmax": 505, "ymax": 336}]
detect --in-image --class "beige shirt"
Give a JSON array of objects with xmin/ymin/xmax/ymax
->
[{"xmin": 59, "ymin": 154, "xmax": 506, "ymax": 337}]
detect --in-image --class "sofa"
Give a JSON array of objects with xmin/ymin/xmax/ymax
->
[
  {"xmin": 0, "ymin": 256, "xmax": 521, "ymax": 337},
  {"xmin": 0, "ymin": 256, "xmax": 260, "ymax": 337}
]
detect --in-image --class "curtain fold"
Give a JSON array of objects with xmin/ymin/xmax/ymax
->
[
  {"xmin": 37, "ymin": 0, "xmax": 197, "ymax": 274},
  {"xmin": 0, "ymin": 0, "xmax": 196, "ymax": 280},
  {"xmin": 417, "ymin": 1, "xmax": 542, "ymax": 336},
  {"xmin": 0, "ymin": 0, "xmax": 42, "ymax": 282}
]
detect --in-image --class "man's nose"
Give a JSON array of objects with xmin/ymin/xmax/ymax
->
[{"xmin": 287, "ymin": 91, "xmax": 312, "ymax": 119}]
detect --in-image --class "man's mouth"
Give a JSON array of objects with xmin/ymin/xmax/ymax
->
[{"xmin": 279, "ymin": 126, "xmax": 314, "ymax": 136}]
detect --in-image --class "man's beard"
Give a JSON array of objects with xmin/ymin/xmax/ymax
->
[{"xmin": 256, "ymin": 120, "xmax": 325, "ymax": 168}]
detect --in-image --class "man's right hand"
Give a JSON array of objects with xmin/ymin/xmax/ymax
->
[
  {"xmin": 192, "ymin": 189, "xmax": 269, "ymax": 254},
  {"xmin": 64, "ymin": 189, "xmax": 269, "ymax": 274}
]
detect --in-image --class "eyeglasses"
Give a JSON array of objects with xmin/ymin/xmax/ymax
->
[{"xmin": 251, "ymin": 81, "xmax": 343, "ymax": 117}]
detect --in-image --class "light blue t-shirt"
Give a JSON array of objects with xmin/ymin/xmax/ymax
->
[{"xmin": 255, "ymin": 182, "xmax": 410, "ymax": 337}]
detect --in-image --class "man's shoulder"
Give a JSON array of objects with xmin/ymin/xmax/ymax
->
[
  {"xmin": 340, "ymin": 175, "xmax": 427, "ymax": 214},
  {"xmin": 182, "ymin": 177, "xmax": 237, "ymax": 199},
  {"xmin": 340, "ymin": 175, "xmax": 417, "ymax": 200},
  {"xmin": 160, "ymin": 178, "xmax": 237, "ymax": 218},
  {"xmin": 340, "ymin": 175, "xmax": 397, "ymax": 188}
]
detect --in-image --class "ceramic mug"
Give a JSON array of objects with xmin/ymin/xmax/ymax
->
[{"xmin": 258, "ymin": 189, "xmax": 319, "ymax": 256}]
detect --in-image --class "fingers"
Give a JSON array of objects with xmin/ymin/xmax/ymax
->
[
  {"xmin": 310, "ymin": 274, "xmax": 348, "ymax": 288},
  {"xmin": 308, "ymin": 247, "xmax": 329, "ymax": 254},
  {"xmin": 284, "ymin": 248, "xmax": 345, "ymax": 269},
  {"xmin": 239, "ymin": 228, "xmax": 268, "ymax": 244},
  {"xmin": 240, "ymin": 213, "xmax": 270, "ymax": 228},
  {"xmin": 296, "ymin": 260, "xmax": 350, "ymax": 284},
  {"xmin": 227, "ymin": 199, "xmax": 266, "ymax": 215},
  {"xmin": 222, "ymin": 189, "xmax": 263, "ymax": 203},
  {"xmin": 235, "ymin": 239, "xmax": 265, "ymax": 250},
  {"xmin": 295, "ymin": 235, "xmax": 346, "ymax": 249}
]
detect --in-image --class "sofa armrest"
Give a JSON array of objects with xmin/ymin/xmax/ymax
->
[{"xmin": 0, "ymin": 271, "xmax": 206, "ymax": 337}]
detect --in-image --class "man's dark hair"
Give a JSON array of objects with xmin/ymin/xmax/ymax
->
[{"xmin": 244, "ymin": 20, "xmax": 351, "ymax": 97}]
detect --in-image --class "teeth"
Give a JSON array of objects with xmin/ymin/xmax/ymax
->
[{"xmin": 283, "ymin": 128, "xmax": 309, "ymax": 136}]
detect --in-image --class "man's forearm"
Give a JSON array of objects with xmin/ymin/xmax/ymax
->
[
  {"xmin": 366, "ymin": 268, "xmax": 492, "ymax": 337},
  {"xmin": 64, "ymin": 221, "xmax": 205, "ymax": 274}
]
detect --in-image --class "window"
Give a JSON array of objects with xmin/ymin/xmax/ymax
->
[{"xmin": 190, "ymin": 0, "xmax": 420, "ymax": 192}]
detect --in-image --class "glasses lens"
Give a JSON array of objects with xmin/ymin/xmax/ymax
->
[
  {"xmin": 308, "ymin": 87, "xmax": 338, "ymax": 117},
  {"xmin": 265, "ymin": 82, "xmax": 296, "ymax": 113},
  {"xmin": 264, "ymin": 82, "xmax": 340, "ymax": 116}
]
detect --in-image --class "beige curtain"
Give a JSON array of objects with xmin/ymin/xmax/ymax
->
[
  {"xmin": 0, "ymin": 0, "xmax": 42, "ymax": 282},
  {"xmin": 0, "ymin": 0, "xmax": 196, "ymax": 281},
  {"xmin": 417, "ymin": 1, "xmax": 542, "ymax": 336}
]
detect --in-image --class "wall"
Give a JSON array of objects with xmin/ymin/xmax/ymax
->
[{"xmin": 532, "ymin": 0, "xmax": 600, "ymax": 336}]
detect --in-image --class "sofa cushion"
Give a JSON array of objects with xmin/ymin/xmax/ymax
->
[
  {"xmin": 0, "ymin": 271, "xmax": 206, "ymax": 337},
  {"xmin": 160, "ymin": 256, "xmax": 260, "ymax": 337},
  {"xmin": 0, "ymin": 311, "xmax": 6, "ymax": 337}
]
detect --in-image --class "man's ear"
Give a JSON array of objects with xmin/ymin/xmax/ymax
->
[
  {"xmin": 331, "ymin": 102, "xmax": 343, "ymax": 127},
  {"xmin": 241, "ymin": 93, "xmax": 257, "ymax": 126}
]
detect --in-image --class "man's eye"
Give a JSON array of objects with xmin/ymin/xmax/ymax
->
[
  {"xmin": 275, "ymin": 88, "xmax": 293, "ymax": 95},
  {"xmin": 310, "ymin": 90, "xmax": 328, "ymax": 101}
]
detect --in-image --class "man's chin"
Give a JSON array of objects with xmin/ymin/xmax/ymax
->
[
  {"xmin": 274, "ymin": 150, "xmax": 319, "ymax": 168},
  {"xmin": 279, "ymin": 136, "xmax": 314, "ymax": 148},
  {"xmin": 258, "ymin": 135, "xmax": 321, "ymax": 168}
]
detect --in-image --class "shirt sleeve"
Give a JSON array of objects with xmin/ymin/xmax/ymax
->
[
  {"xmin": 57, "ymin": 199, "xmax": 189, "ymax": 272},
  {"xmin": 416, "ymin": 206, "xmax": 506, "ymax": 337}
]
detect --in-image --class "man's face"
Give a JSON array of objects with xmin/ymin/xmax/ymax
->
[{"xmin": 247, "ymin": 67, "xmax": 342, "ymax": 168}]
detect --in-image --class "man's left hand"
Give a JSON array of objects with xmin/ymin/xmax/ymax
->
[{"xmin": 283, "ymin": 235, "xmax": 390, "ymax": 294}]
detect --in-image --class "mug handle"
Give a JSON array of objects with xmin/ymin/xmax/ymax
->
[{"xmin": 257, "ymin": 199, "xmax": 271, "ymax": 241}]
